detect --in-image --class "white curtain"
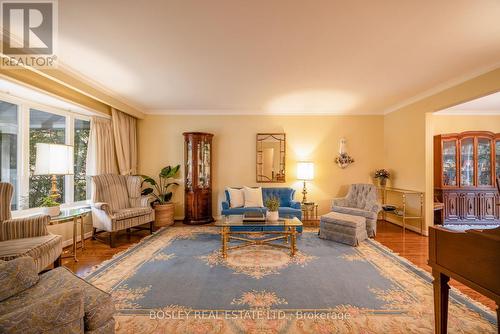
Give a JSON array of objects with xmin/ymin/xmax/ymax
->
[
  {"xmin": 112, "ymin": 108, "xmax": 137, "ymax": 175},
  {"xmin": 86, "ymin": 117, "xmax": 118, "ymax": 175}
]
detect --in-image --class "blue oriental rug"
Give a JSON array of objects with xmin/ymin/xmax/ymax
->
[{"xmin": 85, "ymin": 226, "xmax": 496, "ymax": 333}]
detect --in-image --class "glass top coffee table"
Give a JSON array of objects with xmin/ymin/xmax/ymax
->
[{"xmin": 215, "ymin": 215, "xmax": 303, "ymax": 258}]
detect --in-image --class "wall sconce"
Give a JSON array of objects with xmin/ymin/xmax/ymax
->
[{"xmin": 335, "ymin": 138, "xmax": 354, "ymax": 169}]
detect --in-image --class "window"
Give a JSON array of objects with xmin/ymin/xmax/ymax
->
[
  {"xmin": 29, "ymin": 109, "xmax": 66, "ymax": 208},
  {"xmin": 0, "ymin": 92, "xmax": 93, "ymax": 211},
  {"xmin": 74, "ymin": 119, "xmax": 90, "ymax": 201},
  {"xmin": 0, "ymin": 101, "xmax": 19, "ymax": 210}
]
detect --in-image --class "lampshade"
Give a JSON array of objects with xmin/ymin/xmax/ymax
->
[
  {"xmin": 297, "ymin": 162, "xmax": 314, "ymax": 180},
  {"xmin": 34, "ymin": 143, "xmax": 74, "ymax": 175}
]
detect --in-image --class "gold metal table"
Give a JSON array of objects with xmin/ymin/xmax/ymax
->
[
  {"xmin": 215, "ymin": 215, "xmax": 303, "ymax": 258},
  {"xmin": 301, "ymin": 202, "xmax": 318, "ymax": 221},
  {"xmin": 48, "ymin": 207, "xmax": 91, "ymax": 262}
]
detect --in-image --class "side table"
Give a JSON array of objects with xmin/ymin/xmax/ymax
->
[
  {"xmin": 301, "ymin": 202, "xmax": 318, "ymax": 221},
  {"xmin": 48, "ymin": 207, "xmax": 91, "ymax": 262}
]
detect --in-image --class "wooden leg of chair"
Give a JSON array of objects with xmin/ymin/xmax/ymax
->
[
  {"xmin": 433, "ymin": 269, "xmax": 450, "ymax": 334},
  {"xmin": 54, "ymin": 255, "xmax": 62, "ymax": 268},
  {"xmin": 150, "ymin": 221, "xmax": 154, "ymax": 234},
  {"xmin": 109, "ymin": 232, "xmax": 116, "ymax": 248},
  {"xmin": 92, "ymin": 228, "xmax": 97, "ymax": 240}
]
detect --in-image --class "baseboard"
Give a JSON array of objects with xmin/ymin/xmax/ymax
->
[
  {"xmin": 384, "ymin": 218, "xmax": 427, "ymax": 236},
  {"xmin": 62, "ymin": 231, "xmax": 93, "ymax": 248}
]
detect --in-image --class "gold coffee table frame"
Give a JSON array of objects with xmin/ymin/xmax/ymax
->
[{"xmin": 215, "ymin": 216, "xmax": 303, "ymax": 258}]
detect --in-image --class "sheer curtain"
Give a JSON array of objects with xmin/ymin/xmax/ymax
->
[
  {"xmin": 86, "ymin": 117, "xmax": 118, "ymax": 175},
  {"xmin": 112, "ymin": 108, "xmax": 137, "ymax": 175}
]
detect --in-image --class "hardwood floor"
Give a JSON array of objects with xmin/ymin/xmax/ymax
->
[{"xmin": 62, "ymin": 220, "xmax": 496, "ymax": 311}]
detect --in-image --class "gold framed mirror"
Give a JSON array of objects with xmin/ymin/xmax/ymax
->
[{"xmin": 256, "ymin": 133, "xmax": 286, "ymax": 183}]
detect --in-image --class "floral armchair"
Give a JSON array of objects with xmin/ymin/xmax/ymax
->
[
  {"xmin": 91, "ymin": 174, "xmax": 154, "ymax": 247},
  {"xmin": 0, "ymin": 257, "xmax": 115, "ymax": 333},
  {"xmin": 0, "ymin": 182, "xmax": 62, "ymax": 273},
  {"xmin": 331, "ymin": 183, "xmax": 381, "ymax": 237}
]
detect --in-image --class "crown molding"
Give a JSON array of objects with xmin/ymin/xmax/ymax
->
[
  {"xmin": 383, "ymin": 62, "xmax": 500, "ymax": 115},
  {"xmin": 145, "ymin": 109, "xmax": 384, "ymax": 116},
  {"xmin": 434, "ymin": 109, "xmax": 500, "ymax": 116}
]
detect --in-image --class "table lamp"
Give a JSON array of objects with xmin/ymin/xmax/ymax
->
[
  {"xmin": 34, "ymin": 143, "xmax": 74, "ymax": 200},
  {"xmin": 297, "ymin": 162, "xmax": 314, "ymax": 203}
]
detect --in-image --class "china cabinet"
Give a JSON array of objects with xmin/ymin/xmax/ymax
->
[
  {"xmin": 434, "ymin": 131, "xmax": 500, "ymax": 224},
  {"xmin": 183, "ymin": 132, "xmax": 214, "ymax": 225}
]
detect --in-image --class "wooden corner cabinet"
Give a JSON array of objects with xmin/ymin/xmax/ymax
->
[
  {"xmin": 434, "ymin": 131, "xmax": 500, "ymax": 224},
  {"xmin": 183, "ymin": 132, "xmax": 214, "ymax": 225}
]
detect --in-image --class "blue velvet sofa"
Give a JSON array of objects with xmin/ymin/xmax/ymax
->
[{"xmin": 221, "ymin": 187, "xmax": 302, "ymax": 232}]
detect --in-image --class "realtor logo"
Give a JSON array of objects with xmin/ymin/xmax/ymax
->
[{"xmin": 1, "ymin": 0, "xmax": 57, "ymax": 68}]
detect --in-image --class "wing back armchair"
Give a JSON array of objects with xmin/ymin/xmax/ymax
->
[
  {"xmin": 331, "ymin": 183, "xmax": 381, "ymax": 237},
  {"xmin": 0, "ymin": 182, "xmax": 62, "ymax": 272},
  {"xmin": 91, "ymin": 174, "xmax": 154, "ymax": 247}
]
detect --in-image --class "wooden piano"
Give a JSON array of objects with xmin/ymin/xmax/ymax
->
[{"xmin": 428, "ymin": 225, "xmax": 500, "ymax": 334}]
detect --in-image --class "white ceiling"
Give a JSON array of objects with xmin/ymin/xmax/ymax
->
[
  {"xmin": 57, "ymin": 0, "xmax": 500, "ymax": 115},
  {"xmin": 435, "ymin": 92, "xmax": 500, "ymax": 115}
]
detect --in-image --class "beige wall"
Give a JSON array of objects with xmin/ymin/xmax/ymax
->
[
  {"xmin": 138, "ymin": 115, "xmax": 385, "ymax": 218},
  {"xmin": 383, "ymin": 68, "xmax": 500, "ymax": 234},
  {"xmin": 431, "ymin": 114, "xmax": 500, "ymax": 134}
]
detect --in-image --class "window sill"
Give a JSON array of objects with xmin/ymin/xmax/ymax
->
[{"xmin": 11, "ymin": 200, "xmax": 91, "ymax": 218}]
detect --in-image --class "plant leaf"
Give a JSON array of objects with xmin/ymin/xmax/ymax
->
[
  {"xmin": 140, "ymin": 175, "xmax": 157, "ymax": 186},
  {"xmin": 159, "ymin": 166, "xmax": 171, "ymax": 178},
  {"xmin": 163, "ymin": 192, "xmax": 173, "ymax": 202},
  {"xmin": 165, "ymin": 182, "xmax": 179, "ymax": 190},
  {"xmin": 141, "ymin": 188, "xmax": 154, "ymax": 196}
]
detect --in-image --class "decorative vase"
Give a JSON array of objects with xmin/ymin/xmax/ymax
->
[
  {"xmin": 379, "ymin": 178, "xmax": 387, "ymax": 187},
  {"xmin": 154, "ymin": 203, "xmax": 175, "ymax": 228},
  {"xmin": 266, "ymin": 210, "xmax": 279, "ymax": 221},
  {"xmin": 43, "ymin": 206, "xmax": 60, "ymax": 217}
]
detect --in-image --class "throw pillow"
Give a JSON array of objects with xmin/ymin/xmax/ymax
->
[
  {"xmin": 243, "ymin": 186, "xmax": 264, "ymax": 207},
  {"xmin": 0, "ymin": 257, "xmax": 39, "ymax": 302},
  {"xmin": 227, "ymin": 187, "xmax": 244, "ymax": 208}
]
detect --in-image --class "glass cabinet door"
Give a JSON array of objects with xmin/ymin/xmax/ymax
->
[
  {"xmin": 477, "ymin": 137, "xmax": 492, "ymax": 186},
  {"xmin": 496, "ymin": 139, "xmax": 500, "ymax": 180},
  {"xmin": 442, "ymin": 140, "xmax": 457, "ymax": 186},
  {"xmin": 460, "ymin": 137, "xmax": 474, "ymax": 187},
  {"xmin": 185, "ymin": 140, "xmax": 193, "ymax": 189},
  {"xmin": 197, "ymin": 139, "xmax": 211, "ymax": 188}
]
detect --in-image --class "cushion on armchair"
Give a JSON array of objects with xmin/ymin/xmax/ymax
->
[
  {"xmin": 0, "ymin": 234, "xmax": 63, "ymax": 273},
  {"xmin": 0, "ymin": 288, "xmax": 84, "ymax": 334},
  {"xmin": 0, "ymin": 257, "xmax": 39, "ymax": 302},
  {"xmin": 111, "ymin": 207, "xmax": 153, "ymax": 220}
]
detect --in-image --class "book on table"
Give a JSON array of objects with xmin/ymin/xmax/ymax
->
[{"xmin": 243, "ymin": 211, "xmax": 266, "ymax": 223}]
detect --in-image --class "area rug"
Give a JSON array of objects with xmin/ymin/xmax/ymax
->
[{"xmin": 84, "ymin": 226, "xmax": 497, "ymax": 334}]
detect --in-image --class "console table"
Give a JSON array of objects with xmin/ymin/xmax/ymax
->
[
  {"xmin": 48, "ymin": 207, "xmax": 91, "ymax": 262},
  {"xmin": 379, "ymin": 187, "xmax": 425, "ymax": 235}
]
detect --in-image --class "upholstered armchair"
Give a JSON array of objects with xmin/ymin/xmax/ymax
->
[
  {"xmin": 0, "ymin": 182, "xmax": 62, "ymax": 273},
  {"xmin": 0, "ymin": 257, "xmax": 115, "ymax": 333},
  {"xmin": 331, "ymin": 183, "xmax": 381, "ymax": 237},
  {"xmin": 91, "ymin": 174, "xmax": 154, "ymax": 247}
]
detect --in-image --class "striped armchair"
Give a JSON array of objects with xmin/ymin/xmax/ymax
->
[
  {"xmin": 91, "ymin": 174, "xmax": 154, "ymax": 247},
  {"xmin": 0, "ymin": 183, "xmax": 63, "ymax": 273}
]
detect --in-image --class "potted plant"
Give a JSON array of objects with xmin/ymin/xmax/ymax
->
[
  {"xmin": 374, "ymin": 169, "xmax": 390, "ymax": 187},
  {"xmin": 141, "ymin": 165, "xmax": 180, "ymax": 228},
  {"xmin": 40, "ymin": 196, "xmax": 60, "ymax": 217},
  {"xmin": 265, "ymin": 195, "xmax": 280, "ymax": 221}
]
